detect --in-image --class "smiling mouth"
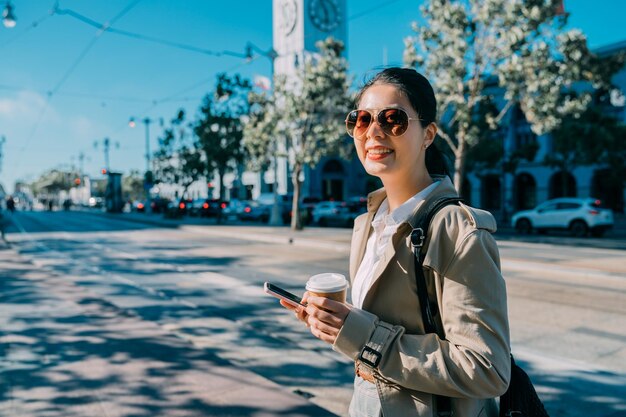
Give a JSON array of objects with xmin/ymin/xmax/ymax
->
[{"xmin": 366, "ymin": 148, "xmax": 394, "ymax": 159}]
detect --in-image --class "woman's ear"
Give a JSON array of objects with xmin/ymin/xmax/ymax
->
[{"xmin": 424, "ymin": 123, "xmax": 437, "ymax": 148}]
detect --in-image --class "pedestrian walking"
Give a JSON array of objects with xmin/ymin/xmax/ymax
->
[
  {"xmin": 6, "ymin": 196, "xmax": 15, "ymax": 213},
  {"xmin": 281, "ymin": 68, "xmax": 511, "ymax": 416}
]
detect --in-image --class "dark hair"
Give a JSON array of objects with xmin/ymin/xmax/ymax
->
[{"xmin": 355, "ymin": 67, "xmax": 449, "ymax": 176}]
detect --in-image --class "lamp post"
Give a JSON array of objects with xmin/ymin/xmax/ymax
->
[
  {"xmin": 246, "ymin": 43, "xmax": 283, "ymax": 226},
  {"xmin": 2, "ymin": 1, "xmax": 16, "ymax": 28},
  {"xmin": 129, "ymin": 116, "xmax": 153, "ymax": 213},
  {"xmin": 93, "ymin": 137, "xmax": 117, "ymax": 173}
]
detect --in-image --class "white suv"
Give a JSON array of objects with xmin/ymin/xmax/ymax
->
[{"xmin": 511, "ymin": 198, "xmax": 614, "ymax": 237}]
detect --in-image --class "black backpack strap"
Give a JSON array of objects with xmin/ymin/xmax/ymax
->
[{"xmin": 409, "ymin": 196, "xmax": 462, "ymax": 417}]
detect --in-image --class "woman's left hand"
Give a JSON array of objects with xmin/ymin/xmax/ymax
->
[{"xmin": 304, "ymin": 296, "xmax": 351, "ymax": 345}]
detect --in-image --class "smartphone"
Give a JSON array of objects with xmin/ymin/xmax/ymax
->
[{"xmin": 264, "ymin": 282, "xmax": 305, "ymax": 307}]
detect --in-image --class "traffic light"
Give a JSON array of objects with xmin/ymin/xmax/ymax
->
[
  {"xmin": 74, "ymin": 178, "xmax": 81, "ymax": 186},
  {"xmin": 101, "ymin": 168, "xmax": 107, "ymax": 175}
]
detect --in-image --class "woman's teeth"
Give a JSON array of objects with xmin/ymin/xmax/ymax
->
[{"xmin": 368, "ymin": 148, "xmax": 393, "ymax": 155}]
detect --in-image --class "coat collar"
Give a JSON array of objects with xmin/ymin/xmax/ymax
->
[{"xmin": 350, "ymin": 176, "xmax": 459, "ymax": 300}]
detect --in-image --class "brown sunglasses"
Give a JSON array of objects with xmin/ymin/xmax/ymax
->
[{"xmin": 345, "ymin": 108, "xmax": 421, "ymax": 139}]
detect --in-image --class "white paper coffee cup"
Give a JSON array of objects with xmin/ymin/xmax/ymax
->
[{"xmin": 306, "ymin": 273, "xmax": 348, "ymax": 302}]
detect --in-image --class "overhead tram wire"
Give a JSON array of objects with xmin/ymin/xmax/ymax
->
[
  {"xmin": 0, "ymin": 1, "xmax": 57, "ymax": 49},
  {"xmin": 12, "ymin": 0, "xmax": 144, "ymax": 175},
  {"xmin": 55, "ymin": 7, "xmax": 247, "ymax": 59},
  {"xmin": 348, "ymin": 0, "xmax": 404, "ymax": 21},
  {"xmin": 101, "ymin": 56, "xmax": 261, "ymax": 142}
]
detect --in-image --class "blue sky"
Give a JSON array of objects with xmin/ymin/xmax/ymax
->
[{"xmin": 1, "ymin": 0, "xmax": 625, "ymax": 193}]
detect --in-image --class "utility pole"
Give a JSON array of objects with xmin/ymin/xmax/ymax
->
[
  {"xmin": 143, "ymin": 117, "xmax": 153, "ymax": 214},
  {"xmin": 103, "ymin": 137, "xmax": 110, "ymax": 172},
  {"xmin": 129, "ymin": 116, "xmax": 153, "ymax": 213},
  {"xmin": 0, "ymin": 135, "xmax": 6, "ymax": 175}
]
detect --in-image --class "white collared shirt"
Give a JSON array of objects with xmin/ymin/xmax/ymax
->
[{"xmin": 351, "ymin": 181, "xmax": 439, "ymax": 309}]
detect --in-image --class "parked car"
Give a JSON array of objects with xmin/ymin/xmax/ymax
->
[
  {"xmin": 193, "ymin": 198, "xmax": 226, "ymax": 218},
  {"xmin": 222, "ymin": 199, "xmax": 246, "ymax": 220},
  {"xmin": 150, "ymin": 197, "xmax": 171, "ymax": 214},
  {"xmin": 511, "ymin": 198, "xmax": 614, "ymax": 237},
  {"xmin": 312, "ymin": 201, "xmax": 348, "ymax": 226},
  {"xmin": 301, "ymin": 196, "xmax": 322, "ymax": 224},
  {"xmin": 131, "ymin": 200, "xmax": 146, "ymax": 212},
  {"xmin": 239, "ymin": 200, "xmax": 270, "ymax": 222}
]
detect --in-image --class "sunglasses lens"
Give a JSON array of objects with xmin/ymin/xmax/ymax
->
[
  {"xmin": 346, "ymin": 110, "xmax": 371, "ymax": 138},
  {"xmin": 379, "ymin": 108, "xmax": 409, "ymax": 136}
]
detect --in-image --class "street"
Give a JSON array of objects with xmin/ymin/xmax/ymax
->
[{"xmin": 2, "ymin": 210, "xmax": 625, "ymax": 417}]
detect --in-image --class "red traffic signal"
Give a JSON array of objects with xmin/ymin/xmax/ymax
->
[
  {"xmin": 101, "ymin": 168, "xmax": 107, "ymax": 175},
  {"xmin": 74, "ymin": 178, "xmax": 81, "ymax": 185}
]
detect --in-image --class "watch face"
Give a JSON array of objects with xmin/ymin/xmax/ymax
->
[
  {"xmin": 280, "ymin": 0, "xmax": 298, "ymax": 36},
  {"xmin": 308, "ymin": 0, "xmax": 341, "ymax": 32}
]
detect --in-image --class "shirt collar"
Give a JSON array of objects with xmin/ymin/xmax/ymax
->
[{"xmin": 372, "ymin": 181, "xmax": 440, "ymax": 228}]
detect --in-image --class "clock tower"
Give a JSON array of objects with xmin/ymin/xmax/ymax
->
[{"xmin": 273, "ymin": 0, "xmax": 347, "ymax": 78}]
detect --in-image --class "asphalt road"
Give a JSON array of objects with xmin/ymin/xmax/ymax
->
[{"xmin": 2, "ymin": 210, "xmax": 625, "ymax": 417}]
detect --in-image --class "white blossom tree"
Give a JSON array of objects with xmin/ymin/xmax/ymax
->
[
  {"xmin": 403, "ymin": 0, "xmax": 625, "ymax": 191},
  {"xmin": 243, "ymin": 37, "xmax": 352, "ymax": 230}
]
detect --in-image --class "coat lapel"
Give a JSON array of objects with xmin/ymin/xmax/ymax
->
[
  {"xmin": 359, "ymin": 177, "xmax": 459, "ymax": 309},
  {"xmin": 349, "ymin": 188, "xmax": 387, "ymax": 283}
]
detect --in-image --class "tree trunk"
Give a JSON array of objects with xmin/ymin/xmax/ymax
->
[
  {"xmin": 218, "ymin": 169, "xmax": 225, "ymax": 201},
  {"xmin": 453, "ymin": 135, "xmax": 467, "ymax": 193},
  {"xmin": 291, "ymin": 162, "xmax": 303, "ymax": 231}
]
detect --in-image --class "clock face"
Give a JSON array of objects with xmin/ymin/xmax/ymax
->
[
  {"xmin": 280, "ymin": 0, "xmax": 298, "ymax": 36},
  {"xmin": 308, "ymin": 0, "xmax": 341, "ymax": 33}
]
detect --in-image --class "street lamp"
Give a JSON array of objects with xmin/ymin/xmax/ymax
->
[
  {"xmin": 2, "ymin": 2, "xmax": 16, "ymax": 28},
  {"xmin": 245, "ymin": 42, "xmax": 284, "ymax": 226},
  {"xmin": 129, "ymin": 116, "xmax": 153, "ymax": 213}
]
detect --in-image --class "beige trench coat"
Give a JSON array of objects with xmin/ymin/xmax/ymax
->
[{"xmin": 333, "ymin": 177, "xmax": 511, "ymax": 417}]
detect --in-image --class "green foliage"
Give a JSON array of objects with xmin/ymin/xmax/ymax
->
[
  {"xmin": 153, "ymin": 109, "xmax": 205, "ymax": 195},
  {"xmin": 403, "ymin": 0, "xmax": 625, "ymax": 190},
  {"xmin": 242, "ymin": 37, "xmax": 352, "ymax": 230},
  {"xmin": 548, "ymin": 105, "xmax": 626, "ymax": 189},
  {"xmin": 30, "ymin": 169, "xmax": 80, "ymax": 196},
  {"xmin": 194, "ymin": 74, "xmax": 252, "ymax": 200},
  {"xmin": 122, "ymin": 170, "xmax": 145, "ymax": 201}
]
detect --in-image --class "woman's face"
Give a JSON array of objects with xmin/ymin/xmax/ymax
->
[{"xmin": 354, "ymin": 83, "xmax": 434, "ymax": 182}]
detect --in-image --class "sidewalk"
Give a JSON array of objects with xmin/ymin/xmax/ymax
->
[{"xmin": 0, "ymin": 246, "xmax": 336, "ymax": 417}]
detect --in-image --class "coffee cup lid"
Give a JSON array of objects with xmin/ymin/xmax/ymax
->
[{"xmin": 306, "ymin": 273, "xmax": 348, "ymax": 293}]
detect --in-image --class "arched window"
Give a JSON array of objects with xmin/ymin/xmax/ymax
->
[
  {"xmin": 549, "ymin": 171, "xmax": 576, "ymax": 199},
  {"xmin": 514, "ymin": 173, "xmax": 537, "ymax": 210},
  {"xmin": 481, "ymin": 175, "xmax": 501, "ymax": 210}
]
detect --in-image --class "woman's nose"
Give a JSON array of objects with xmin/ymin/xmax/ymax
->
[{"xmin": 366, "ymin": 117, "xmax": 384, "ymax": 139}]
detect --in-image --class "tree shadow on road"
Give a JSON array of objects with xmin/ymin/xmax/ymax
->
[
  {"xmin": 513, "ymin": 357, "xmax": 626, "ymax": 417},
  {"xmin": 0, "ymin": 263, "xmax": 337, "ymax": 417}
]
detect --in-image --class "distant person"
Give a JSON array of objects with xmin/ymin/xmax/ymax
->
[
  {"xmin": 281, "ymin": 68, "xmax": 511, "ymax": 416},
  {"xmin": 6, "ymin": 196, "xmax": 15, "ymax": 213},
  {"xmin": 0, "ymin": 207, "xmax": 8, "ymax": 244},
  {"xmin": 48, "ymin": 200, "xmax": 54, "ymax": 211}
]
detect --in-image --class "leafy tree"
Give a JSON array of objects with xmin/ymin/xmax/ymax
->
[
  {"xmin": 122, "ymin": 169, "xmax": 145, "ymax": 202},
  {"xmin": 31, "ymin": 169, "xmax": 79, "ymax": 196},
  {"xmin": 403, "ymin": 0, "xmax": 625, "ymax": 191},
  {"xmin": 244, "ymin": 37, "xmax": 352, "ymax": 230},
  {"xmin": 153, "ymin": 110, "xmax": 204, "ymax": 198},
  {"xmin": 547, "ymin": 105, "xmax": 626, "ymax": 201},
  {"xmin": 194, "ymin": 74, "xmax": 252, "ymax": 200}
]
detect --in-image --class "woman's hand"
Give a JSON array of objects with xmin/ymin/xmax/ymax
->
[
  {"xmin": 304, "ymin": 295, "xmax": 351, "ymax": 345},
  {"xmin": 279, "ymin": 291, "xmax": 310, "ymax": 325}
]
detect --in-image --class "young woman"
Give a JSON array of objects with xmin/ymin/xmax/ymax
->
[{"xmin": 281, "ymin": 67, "xmax": 511, "ymax": 417}]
